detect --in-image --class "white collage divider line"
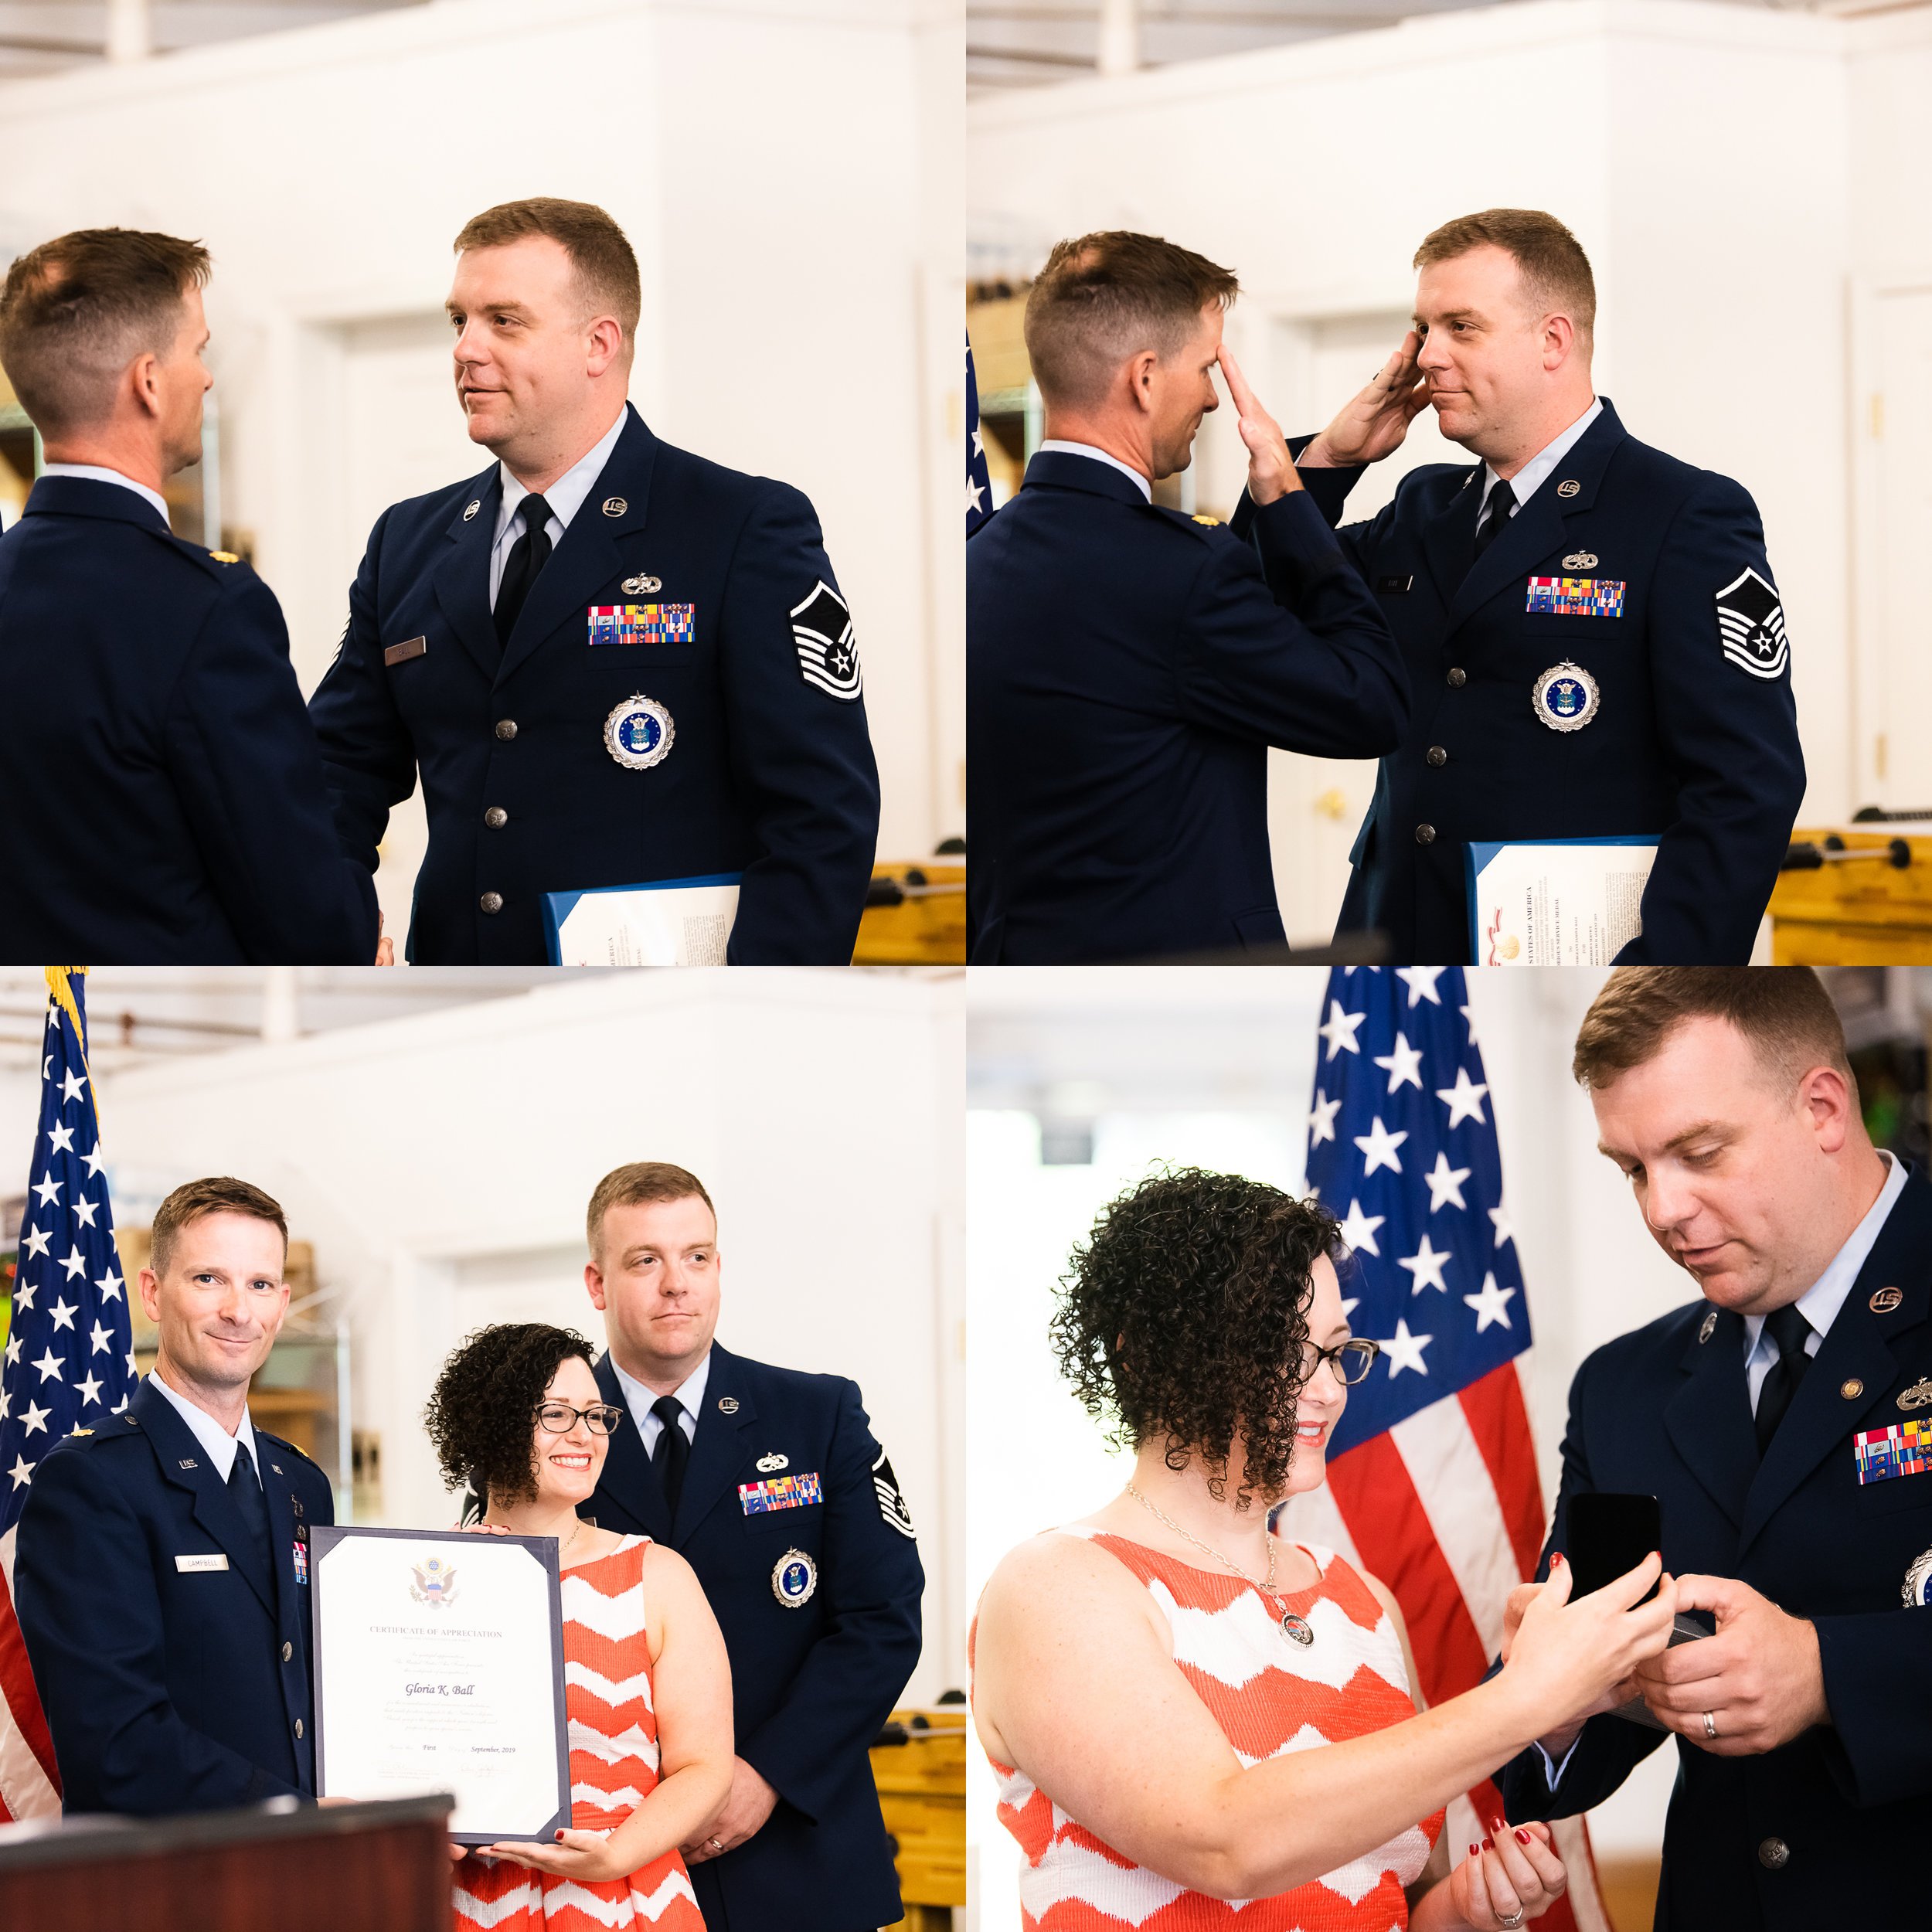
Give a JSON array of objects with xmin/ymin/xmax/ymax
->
[{"xmin": 1392, "ymin": 1391, "xmax": 1529, "ymax": 1664}]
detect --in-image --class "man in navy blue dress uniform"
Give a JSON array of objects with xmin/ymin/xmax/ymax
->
[
  {"xmin": 1253, "ymin": 210, "xmax": 1804, "ymax": 965},
  {"xmin": 577, "ymin": 1162, "xmax": 923, "ymax": 1932},
  {"xmin": 967, "ymin": 231, "xmax": 1409, "ymax": 963},
  {"xmin": 308, "ymin": 199, "xmax": 879, "ymax": 966},
  {"xmin": 1492, "ymin": 969, "xmax": 1932, "ymax": 1930},
  {"xmin": 16, "ymin": 1178, "xmax": 333, "ymax": 1815},
  {"xmin": 0, "ymin": 230, "xmax": 379, "ymax": 964}
]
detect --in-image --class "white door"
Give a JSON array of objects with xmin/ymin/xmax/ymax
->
[
  {"xmin": 329, "ymin": 314, "xmax": 481, "ymax": 951},
  {"xmin": 1869, "ymin": 289, "xmax": 1932, "ymax": 811},
  {"xmin": 1265, "ymin": 310, "xmax": 1461, "ymax": 945}
]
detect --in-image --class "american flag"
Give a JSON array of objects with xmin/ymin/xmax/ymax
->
[
  {"xmin": 967, "ymin": 335, "xmax": 992, "ymax": 535},
  {"xmin": 1281, "ymin": 967, "xmax": 1612, "ymax": 1932},
  {"xmin": 0, "ymin": 968, "xmax": 136, "ymax": 1821}
]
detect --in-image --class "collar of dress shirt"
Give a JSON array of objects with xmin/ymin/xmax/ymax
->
[
  {"xmin": 493, "ymin": 406, "xmax": 629, "ymax": 547},
  {"xmin": 1742, "ymin": 1149, "xmax": 1907, "ymax": 1364},
  {"xmin": 1478, "ymin": 396, "xmax": 1603, "ymax": 515},
  {"xmin": 148, "ymin": 1366, "xmax": 260, "ymax": 1481},
  {"xmin": 40, "ymin": 461, "xmax": 173, "ymax": 529},
  {"xmin": 1036, "ymin": 438, "xmax": 1155, "ymax": 504},
  {"xmin": 612, "ymin": 1349, "xmax": 712, "ymax": 1450}
]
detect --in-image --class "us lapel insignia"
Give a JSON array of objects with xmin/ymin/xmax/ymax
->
[
  {"xmin": 463, "ymin": 500, "xmax": 481, "ymax": 522},
  {"xmin": 1699, "ymin": 1311, "xmax": 1717, "ymax": 1344},
  {"xmin": 1899, "ymin": 1378, "xmax": 1932, "ymax": 1412},
  {"xmin": 1872, "ymin": 1287, "xmax": 1905, "ymax": 1314},
  {"xmin": 718, "ymin": 1396, "xmax": 740, "ymax": 1414},
  {"xmin": 1556, "ymin": 478, "xmax": 1580, "ymax": 497}
]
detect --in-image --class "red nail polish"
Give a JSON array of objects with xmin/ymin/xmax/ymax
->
[
  {"xmin": 1516, "ymin": 1828, "xmax": 1533, "ymax": 1845},
  {"xmin": 1550, "ymin": 1552, "xmax": 1564, "ymax": 1566},
  {"xmin": 1470, "ymin": 1843, "xmax": 1481, "ymax": 1859},
  {"xmin": 1481, "ymin": 1837, "xmax": 1492, "ymax": 1851}
]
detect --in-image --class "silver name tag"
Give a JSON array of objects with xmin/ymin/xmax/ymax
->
[{"xmin": 175, "ymin": 1553, "xmax": 229, "ymax": 1573}]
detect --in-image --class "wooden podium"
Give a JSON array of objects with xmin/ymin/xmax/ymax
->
[{"xmin": 0, "ymin": 1794, "xmax": 454, "ymax": 1932}]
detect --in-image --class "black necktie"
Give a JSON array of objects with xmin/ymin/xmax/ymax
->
[
  {"xmin": 493, "ymin": 493, "xmax": 555, "ymax": 648},
  {"xmin": 651, "ymin": 1396, "xmax": 689, "ymax": 1515},
  {"xmin": 227, "ymin": 1438, "xmax": 273, "ymax": 1579},
  {"xmin": 1473, "ymin": 478, "xmax": 1515, "ymax": 560},
  {"xmin": 1754, "ymin": 1304, "xmax": 1815, "ymax": 1454}
]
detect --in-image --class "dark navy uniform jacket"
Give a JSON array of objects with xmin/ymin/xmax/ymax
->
[
  {"xmin": 587, "ymin": 1343, "xmax": 923, "ymax": 1932},
  {"xmin": 15, "ymin": 1376, "xmax": 333, "ymax": 1816},
  {"xmin": 1496, "ymin": 1166, "xmax": 1932, "ymax": 1931},
  {"xmin": 966, "ymin": 450, "xmax": 1409, "ymax": 962},
  {"xmin": 308, "ymin": 406, "xmax": 880, "ymax": 965},
  {"xmin": 0, "ymin": 478, "xmax": 378, "ymax": 964},
  {"xmin": 1244, "ymin": 400, "xmax": 1804, "ymax": 964}
]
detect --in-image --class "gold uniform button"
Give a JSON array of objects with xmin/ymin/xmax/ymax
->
[
  {"xmin": 1426, "ymin": 746, "xmax": 1447, "ymax": 767},
  {"xmin": 484, "ymin": 807, "xmax": 509, "ymax": 829},
  {"xmin": 1415, "ymin": 824, "xmax": 1437, "ymax": 845},
  {"xmin": 1841, "ymin": 1378, "xmax": 1864, "ymax": 1400},
  {"xmin": 495, "ymin": 719, "xmax": 519, "ymax": 741},
  {"xmin": 1446, "ymin": 668, "xmax": 1468, "ymax": 688},
  {"xmin": 281, "ymin": 1641, "xmax": 293, "ymax": 1663},
  {"xmin": 479, "ymin": 893, "xmax": 504, "ymax": 915},
  {"xmin": 1757, "ymin": 1837, "xmax": 1788, "ymax": 1871},
  {"xmin": 294, "ymin": 1719, "xmax": 304, "ymax": 1740}
]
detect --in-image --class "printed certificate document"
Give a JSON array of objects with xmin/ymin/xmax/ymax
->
[
  {"xmin": 311, "ymin": 1526, "xmax": 570, "ymax": 1845},
  {"xmin": 542, "ymin": 872, "xmax": 741, "ymax": 966},
  {"xmin": 1465, "ymin": 837, "xmax": 1660, "ymax": 966}
]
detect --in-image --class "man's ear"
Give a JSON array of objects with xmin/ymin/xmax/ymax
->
[
  {"xmin": 128, "ymin": 352, "xmax": 165, "ymax": 421},
  {"xmin": 1541, "ymin": 314, "xmax": 1577, "ymax": 374},
  {"xmin": 1124, "ymin": 348, "xmax": 1162, "ymax": 415}
]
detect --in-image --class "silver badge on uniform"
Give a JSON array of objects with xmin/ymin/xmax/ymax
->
[
  {"xmin": 772, "ymin": 1548, "xmax": 818, "ymax": 1608},
  {"xmin": 1900, "ymin": 1379, "xmax": 1932, "ymax": 1411},
  {"xmin": 602, "ymin": 694, "xmax": 675, "ymax": 770},
  {"xmin": 1699, "ymin": 1310, "xmax": 1717, "ymax": 1344},
  {"xmin": 1532, "ymin": 662, "xmax": 1600, "ymax": 733},
  {"xmin": 756, "ymin": 1452, "xmax": 790, "ymax": 1473},
  {"xmin": 463, "ymin": 500, "xmax": 481, "ymax": 522},
  {"xmin": 1715, "ymin": 567, "xmax": 1788, "ymax": 680},
  {"xmin": 1563, "ymin": 552, "xmax": 1598, "ymax": 570},
  {"xmin": 621, "ymin": 574, "xmax": 662, "ymax": 596},
  {"xmin": 1904, "ymin": 1546, "xmax": 1932, "ymax": 1609}
]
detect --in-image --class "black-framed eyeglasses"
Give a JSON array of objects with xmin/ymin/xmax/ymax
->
[
  {"xmin": 535, "ymin": 1402, "xmax": 625, "ymax": 1437},
  {"xmin": 1299, "ymin": 1338, "xmax": 1381, "ymax": 1386}
]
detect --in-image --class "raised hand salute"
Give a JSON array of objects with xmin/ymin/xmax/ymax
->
[
  {"xmin": 1298, "ymin": 328, "xmax": 1433, "ymax": 469},
  {"xmin": 1214, "ymin": 342, "xmax": 1304, "ymax": 502}
]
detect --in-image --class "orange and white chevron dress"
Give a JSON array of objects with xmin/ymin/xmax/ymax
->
[
  {"xmin": 982, "ymin": 1530, "xmax": 1445, "ymax": 1930},
  {"xmin": 454, "ymin": 1536, "xmax": 705, "ymax": 1931}
]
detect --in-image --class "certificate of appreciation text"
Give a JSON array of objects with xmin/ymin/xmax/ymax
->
[{"xmin": 311, "ymin": 1526, "xmax": 570, "ymax": 1845}]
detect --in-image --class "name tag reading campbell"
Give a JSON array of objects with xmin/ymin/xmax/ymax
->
[{"xmin": 175, "ymin": 1553, "xmax": 230, "ymax": 1573}]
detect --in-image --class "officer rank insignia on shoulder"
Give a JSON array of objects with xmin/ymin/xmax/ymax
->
[
  {"xmin": 1714, "ymin": 567, "xmax": 1788, "ymax": 679},
  {"xmin": 1191, "ymin": 513, "xmax": 1220, "ymax": 526},
  {"xmin": 209, "ymin": 550, "xmax": 241, "ymax": 564},
  {"xmin": 872, "ymin": 1448, "xmax": 915, "ymax": 1539},
  {"xmin": 1526, "ymin": 576, "xmax": 1624, "ymax": 617},
  {"xmin": 588, "ymin": 604, "xmax": 694, "ymax": 646},
  {"xmin": 790, "ymin": 581, "xmax": 862, "ymax": 702}
]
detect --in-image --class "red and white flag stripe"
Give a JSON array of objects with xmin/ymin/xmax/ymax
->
[{"xmin": 0, "ymin": 1521, "xmax": 61, "ymax": 1822}]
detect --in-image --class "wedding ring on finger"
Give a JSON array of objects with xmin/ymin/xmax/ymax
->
[
  {"xmin": 709, "ymin": 1836, "xmax": 726, "ymax": 1853},
  {"xmin": 1498, "ymin": 1913, "xmax": 1524, "ymax": 1930},
  {"xmin": 1702, "ymin": 1710, "xmax": 1718, "ymax": 1740}
]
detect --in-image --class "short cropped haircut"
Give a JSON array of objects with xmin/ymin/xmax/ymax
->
[
  {"xmin": 1573, "ymin": 968, "xmax": 1852, "ymax": 1094},
  {"xmin": 1024, "ymin": 230, "xmax": 1238, "ymax": 410},
  {"xmin": 150, "ymin": 1176, "xmax": 288, "ymax": 1280},
  {"xmin": 453, "ymin": 197, "xmax": 641, "ymax": 338},
  {"xmin": 1050, "ymin": 1166, "xmax": 1341, "ymax": 1507},
  {"xmin": 0, "ymin": 228, "xmax": 209, "ymax": 438},
  {"xmin": 586, "ymin": 1162, "xmax": 716, "ymax": 1257},
  {"xmin": 424, "ymin": 1322, "xmax": 596, "ymax": 1512},
  {"xmin": 1414, "ymin": 208, "xmax": 1596, "ymax": 345}
]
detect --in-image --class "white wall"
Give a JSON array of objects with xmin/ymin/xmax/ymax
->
[
  {"xmin": 967, "ymin": 0, "xmax": 1865, "ymax": 939},
  {"xmin": 964, "ymin": 964, "xmax": 1705, "ymax": 1923},
  {"xmin": 84, "ymin": 966, "xmax": 967, "ymax": 1702},
  {"xmin": 0, "ymin": 0, "xmax": 964, "ymax": 886}
]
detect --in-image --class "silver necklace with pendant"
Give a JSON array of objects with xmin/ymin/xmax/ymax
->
[{"xmin": 1126, "ymin": 1485, "xmax": 1315, "ymax": 1646}]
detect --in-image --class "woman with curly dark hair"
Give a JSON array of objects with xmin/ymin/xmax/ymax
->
[
  {"xmin": 424, "ymin": 1322, "xmax": 733, "ymax": 1931},
  {"xmin": 972, "ymin": 1168, "xmax": 1676, "ymax": 1932}
]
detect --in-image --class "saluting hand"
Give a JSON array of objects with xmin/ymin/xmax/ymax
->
[
  {"xmin": 1634, "ymin": 1574, "xmax": 1828, "ymax": 1755},
  {"xmin": 374, "ymin": 912, "xmax": 394, "ymax": 968},
  {"xmin": 1300, "ymin": 331, "xmax": 1430, "ymax": 469},
  {"xmin": 1216, "ymin": 344, "xmax": 1302, "ymax": 506}
]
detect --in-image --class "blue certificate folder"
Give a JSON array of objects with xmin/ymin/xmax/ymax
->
[
  {"xmin": 1464, "ymin": 835, "xmax": 1661, "ymax": 967},
  {"xmin": 542, "ymin": 872, "xmax": 743, "ymax": 964}
]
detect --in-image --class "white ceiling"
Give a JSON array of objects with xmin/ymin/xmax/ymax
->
[
  {"xmin": 0, "ymin": 0, "xmax": 423, "ymax": 79},
  {"xmin": 968, "ymin": 0, "xmax": 1870, "ymax": 93}
]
